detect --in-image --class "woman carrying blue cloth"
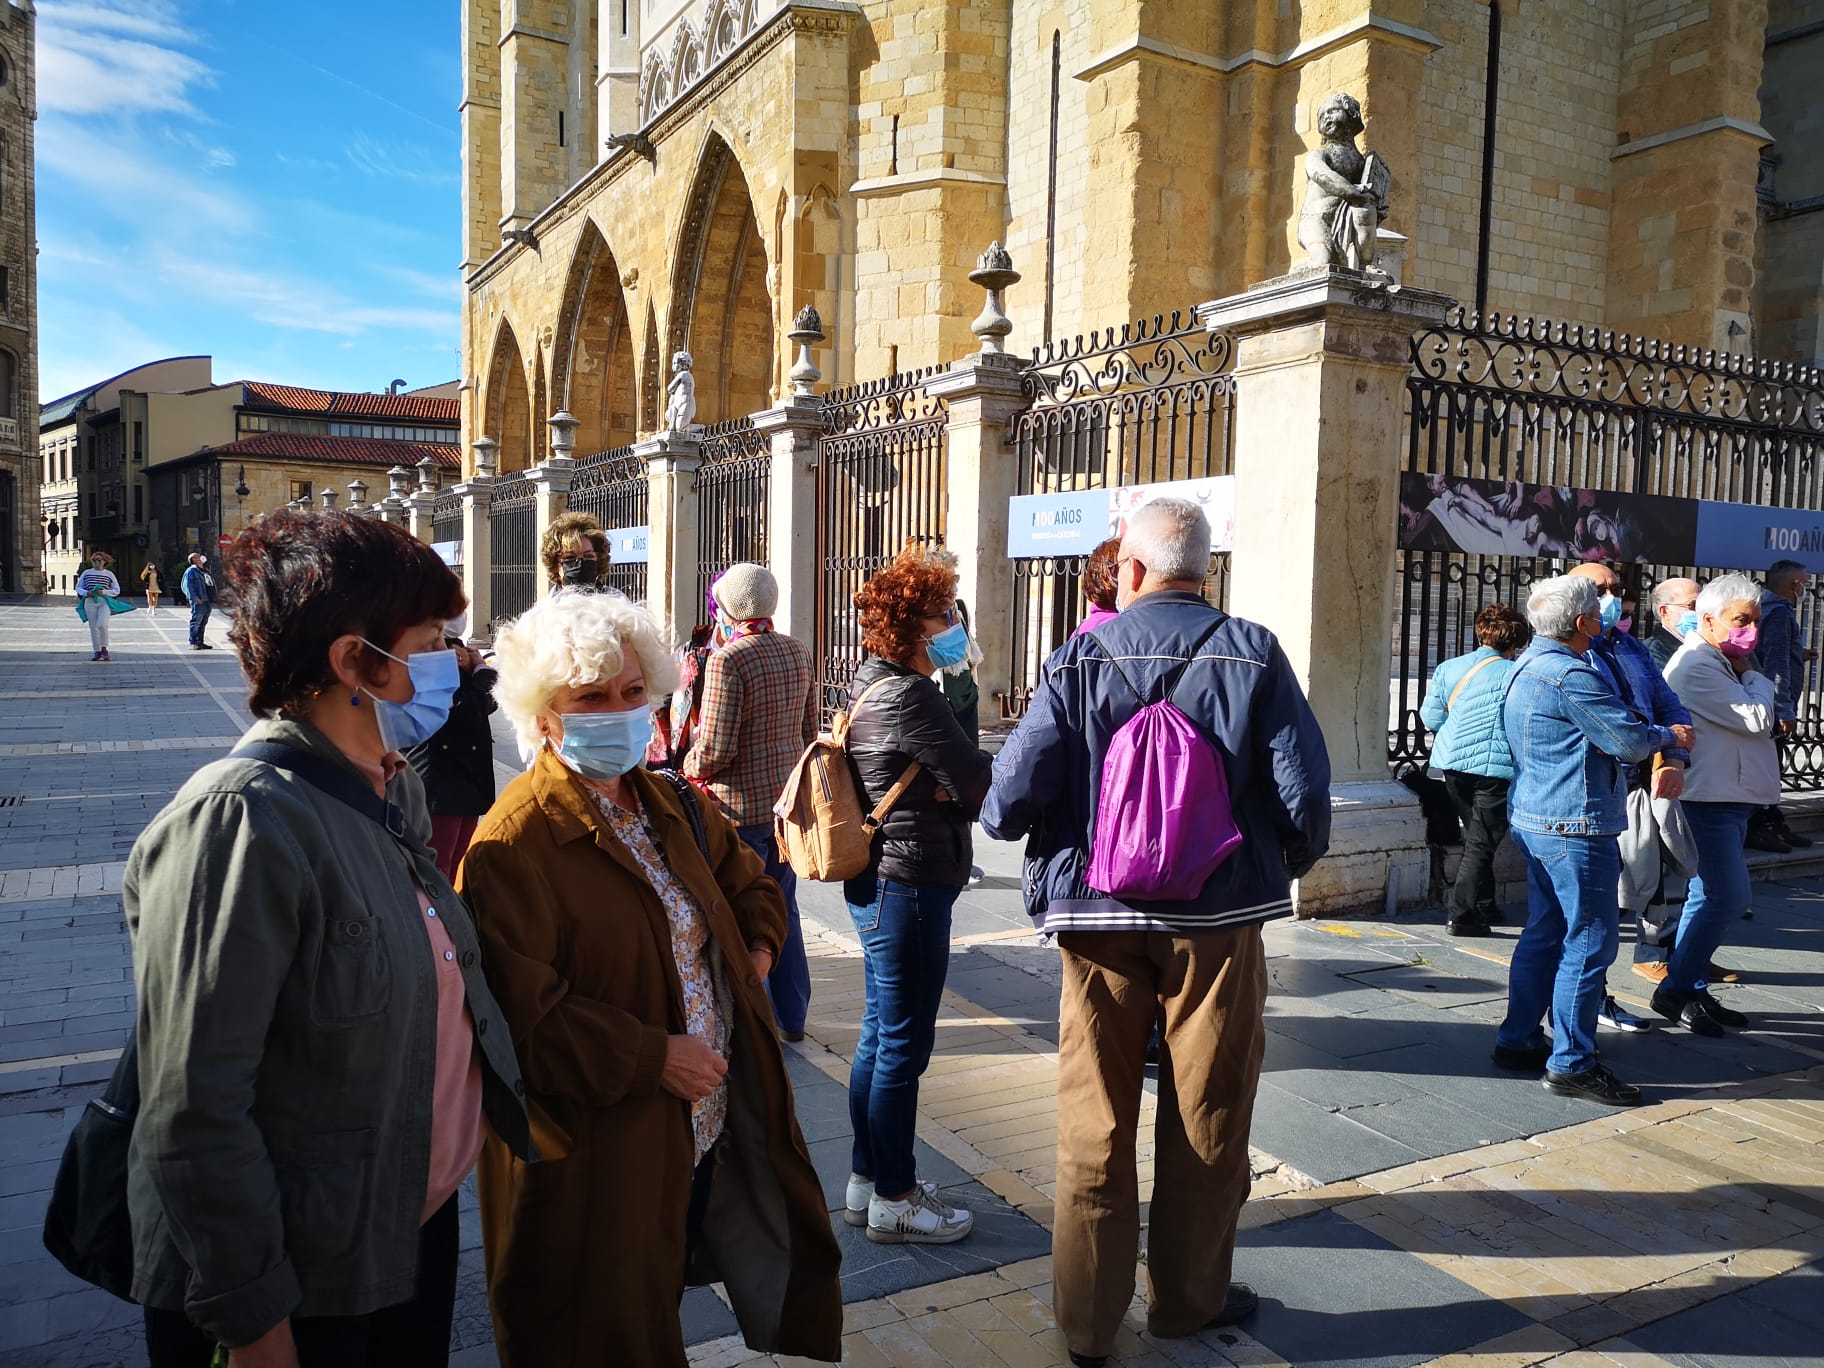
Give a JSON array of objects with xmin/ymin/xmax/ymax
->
[{"xmin": 74, "ymin": 551, "xmax": 134, "ymax": 662}]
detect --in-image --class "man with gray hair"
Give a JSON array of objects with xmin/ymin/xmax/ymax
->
[
  {"xmin": 983, "ymin": 496, "xmax": 1331, "ymax": 1366},
  {"xmin": 1495, "ymin": 575, "xmax": 1694, "ymax": 1106},
  {"xmin": 1748, "ymin": 559, "xmax": 1813, "ymax": 852}
]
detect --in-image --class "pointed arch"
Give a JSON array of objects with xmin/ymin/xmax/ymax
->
[
  {"xmin": 640, "ymin": 301, "xmax": 661, "ymax": 434},
  {"xmin": 667, "ymin": 130, "xmax": 775, "ymax": 424},
  {"xmin": 552, "ymin": 221, "xmax": 638, "ymax": 456},
  {"xmin": 484, "ymin": 319, "xmax": 532, "ymax": 474},
  {"xmin": 532, "ymin": 343, "xmax": 550, "ymax": 466}
]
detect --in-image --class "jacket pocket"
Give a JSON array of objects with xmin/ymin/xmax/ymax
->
[
  {"xmin": 309, "ymin": 915, "xmax": 393, "ymax": 1028},
  {"xmin": 271, "ymin": 1127, "xmax": 376, "ymax": 1270}
]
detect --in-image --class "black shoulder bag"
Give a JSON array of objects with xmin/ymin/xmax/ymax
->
[{"xmin": 41, "ymin": 742, "xmax": 417, "ymax": 1301}]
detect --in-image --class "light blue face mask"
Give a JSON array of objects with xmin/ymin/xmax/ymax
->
[
  {"xmin": 924, "ymin": 622, "xmax": 971, "ymax": 671},
  {"xmin": 361, "ymin": 640, "xmax": 460, "ymax": 751},
  {"xmin": 554, "ymin": 707, "xmax": 654, "ymax": 780},
  {"xmin": 1598, "ymin": 593, "xmax": 1624, "ymax": 634},
  {"xmin": 1676, "ymin": 609, "xmax": 1700, "ymax": 637}
]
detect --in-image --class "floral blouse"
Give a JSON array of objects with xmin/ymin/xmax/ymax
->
[{"xmin": 594, "ymin": 792, "xmax": 731, "ymax": 1161}]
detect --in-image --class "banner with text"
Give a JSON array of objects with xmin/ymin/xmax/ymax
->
[
  {"xmin": 605, "ymin": 525, "xmax": 651, "ymax": 564},
  {"xmin": 1007, "ymin": 477, "xmax": 1236, "ymax": 558}
]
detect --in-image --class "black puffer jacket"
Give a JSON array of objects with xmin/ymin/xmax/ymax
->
[
  {"xmin": 843, "ymin": 657, "xmax": 992, "ymax": 894},
  {"xmin": 406, "ymin": 664, "xmax": 500, "ymax": 816}
]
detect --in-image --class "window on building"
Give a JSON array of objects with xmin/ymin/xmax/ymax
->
[
  {"xmin": 133, "ymin": 421, "xmax": 144, "ymax": 461},
  {"xmin": 133, "ymin": 484, "xmax": 143, "ymax": 523},
  {"xmin": 0, "ymin": 266, "xmax": 9, "ymax": 314},
  {"xmin": 88, "ymin": 438, "xmax": 97, "ymax": 471},
  {"xmin": 288, "ymin": 479, "xmax": 312, "ymax": 503},
  {"xmin": 0, "ymin": 348, "xmax": 14, "ymax": 420}
]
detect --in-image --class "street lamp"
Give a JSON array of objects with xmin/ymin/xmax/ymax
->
[{"xmin": 234, "ymin": 465, "xmax": 251, "ymax": 526}]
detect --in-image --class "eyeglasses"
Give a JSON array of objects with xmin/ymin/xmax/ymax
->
[{"xmin": 559, "ymin": 555, "xmax": 599, "ymax": 567}]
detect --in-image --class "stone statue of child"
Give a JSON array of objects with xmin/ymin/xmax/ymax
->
[
  {"xmin": 664, "ymin": 350, "xmax": 697, "ymax": 432},
  {"xmin": 1297, "ymin": 92, "xmax": 1391, "ymax": 273}
]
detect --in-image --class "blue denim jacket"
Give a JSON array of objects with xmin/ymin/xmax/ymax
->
[{"xmin": 1503, "ymin": 638, "xmax": 1678, "ymax": 836}]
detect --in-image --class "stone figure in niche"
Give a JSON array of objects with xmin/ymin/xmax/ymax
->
[
  {"xmin": 664, "ymin": 351, "xmax": 697, "ymax": 432},
  {"xmin": 1297, "ymin": 92, "xmax": 1391, "ymax": 273}
]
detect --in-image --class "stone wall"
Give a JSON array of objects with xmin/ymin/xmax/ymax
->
[
  {"xmin": 1756, "ymin": 0, "xmax": 1824, "ymax": 367},
  {"xmin": 0, "ymin": 1, "xmax": 35, "ymax": 594}
]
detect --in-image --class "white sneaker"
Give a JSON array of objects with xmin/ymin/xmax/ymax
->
[
  {"xmin": 846, "ymin": 1174, "xmax": 941, "ymax": 1227},
  {"xmin": 866, "ymin": 1184, "xmax": 973, "ymax": 1245}
]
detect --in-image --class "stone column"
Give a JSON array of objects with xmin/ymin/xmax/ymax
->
[
  {"xmin": 634, "ymin": 431, "xmax": 703, "ymax": 639},
  {"xmin": 751, "ymin": 398, "xmax": 824, "ymax": 644},
  {"xmin": 1197, "ymin": 269, "xmax": 1452, "ymax": 917},
  {"xmin": 928, "ymin": 354, "xmax": 1029, "ymax": 731},
  {"xmin": 457, "ymin": 476, "xmax": 493, "ymax": 639},
  {"xmin": 528, "ymin": 455, "xmax": 577, "ymax": 556},
  {"xmin": 406, "ymin": 458, "xmax": 440, "ymax": 543}
]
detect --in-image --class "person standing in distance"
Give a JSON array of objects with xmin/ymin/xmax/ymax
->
[
  {"xmin": 983, "ymin": 498, "xmax": 1332, "ymax": 1367},
  {"xmin": 182, "ymin": 552, "xmax": 217, "ymax": 651},
  {"xmin": 75, "ymin": 552, "xmax": 123, "ymax": 662}
]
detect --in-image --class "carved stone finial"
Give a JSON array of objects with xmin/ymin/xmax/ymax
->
[
  {"xmin": 320, "ymin": 488, "xmax": 339, "ymax": 510},
  {"xmin": 347, "ymin": 479, "xmax": 369, "ymax": 509},
  {"xmin": 788, "ymin": 306, "xmax": 826, "ymax": 397},
  {"xmin": 1297, "ymin": 92, "xmax": 1393, "ymax": 276},
  {"xmin": 968, "ymin": 240, "xmax": 1021, "ymax": 355},
  {"xmin": 387, "ymin": 466, "xmax": 412, "ymax": 500},
  {"xmin": 547, "ymin": 410, "xmax": 580, "ymax": 459},
  {"xmin": 472, "ymin": 435, "xmax": 498, "ymax": 478},
  {"xmin": 416, "ymin": 456, "xmax": 439, "ymax": 493}
]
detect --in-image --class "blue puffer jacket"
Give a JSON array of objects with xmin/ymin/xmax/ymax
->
[
  {"xmin": 981, "ymin": 591, "xmax": 1332, "ymax": 935},
  {"xmin": 1419, "ymin": 647, "xmax": 1517, "ymax": 779}
]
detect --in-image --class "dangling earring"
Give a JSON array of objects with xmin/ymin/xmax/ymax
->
[{"xmin": 351, "ymin": 689, "xmax": 362, "ymax": 707}]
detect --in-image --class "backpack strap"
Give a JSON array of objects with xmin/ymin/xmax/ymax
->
[
  {"xmin": 840, "ymin": 674, "xmax": 924, "ymax": 831},
  {"xmin": 236, "ymin": 740, "xmax": 411, "ymax": 841},
  {"xmin": 1091, "ymin": 617, "xmax": 1229, "ymax": 708},
  {"xmin": 653, "ymin": 768, "xmax": 710, "ymax": 858},
  {"xmin": 1446, "ymin": 653, "xmax": 1502, "ymax": 713}
]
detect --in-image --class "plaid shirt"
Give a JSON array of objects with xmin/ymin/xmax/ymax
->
[{"xmin": 683, "ymin": 629, "xmax": 818, "ymax": 826}]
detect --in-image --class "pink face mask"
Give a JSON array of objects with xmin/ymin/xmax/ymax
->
[{"xmin": 1718, "ymin": 623, "xmax": 1759, "ymax": 659}]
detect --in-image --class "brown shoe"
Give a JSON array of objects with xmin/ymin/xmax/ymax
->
[
  {"xmin": 1707, "ymin": 962, "xmax": 1741, "ymax": 984},
  {"xmin": 1630, "ymin": 962, "xmax": 1669, "ymax": 985}
]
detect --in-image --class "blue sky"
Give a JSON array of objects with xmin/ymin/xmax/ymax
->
[{"xmin": 35, "ymin": 0, "xmax": 462, "ymax": 402}]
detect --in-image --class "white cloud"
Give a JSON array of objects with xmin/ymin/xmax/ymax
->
[
  {"xmin": 37, "ymin": 1, "xmax": 212, "ymax": 117},
  {"xmin": 344, "ymin": 132, "xmax": 459, "ymax": 188}
]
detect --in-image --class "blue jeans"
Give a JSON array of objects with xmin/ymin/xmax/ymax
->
[
  {"xmin": 737, "ymin": 825, "xmax": 811, "ymax": 1034},
  {"xmin": 188, "ymin": 600, "xmax": 212, "ymax": 646},
  {"xmin": 1666, "ymin": 802, "xmax": 1753, "ymax": 997},
  {"xmin": 847, "ymin": 877, "xmax": 958, "ymax": 1197},
  {"xmin": 1497, "ymin": 828, "xmax": 1621, "ymax": 1077}
]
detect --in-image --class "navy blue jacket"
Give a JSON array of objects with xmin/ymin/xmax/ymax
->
[{"xmin": 981, "ymin": 591, "xmax": 1332, "ymax": 935}]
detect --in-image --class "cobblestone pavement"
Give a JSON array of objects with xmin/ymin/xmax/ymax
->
[{"xmin": 2, "ymin": 598, "xmax": 1822, "ymax": 1368}]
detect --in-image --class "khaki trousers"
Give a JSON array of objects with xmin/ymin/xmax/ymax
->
[{"xmin": 1053, "ymin": 924, "xmax": 1268, "ymax": 1357}]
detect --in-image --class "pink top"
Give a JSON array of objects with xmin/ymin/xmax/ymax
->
[
  {"xmin": 358, "ymin": 751, "xmax": 486, "ymax": 1224},
  {"xmin": 1074, "ymin": 606, "xmax": 1119, "ymax": 637}
]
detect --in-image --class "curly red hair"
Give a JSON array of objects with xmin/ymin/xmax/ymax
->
[
  {"xmin": 1082, "ymin": 536, "xmax": 1121, "ymax": 612},
  {"xmin": 855, "ymin": 542, "xmax": 958, "ymax": 663}
]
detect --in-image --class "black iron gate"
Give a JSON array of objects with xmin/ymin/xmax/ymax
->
[
  {"xmin": 432, "ymin": 489, "xmax": 463, "ymax": 551},
  {"xmin": 694, "ymin": 417, "xmax": 771, "ymax": 622},
  {"xmin": 487, "ymin": 470, "xmax": 537, "ymax": 628},
  {"xmin": 814, "ymin": 370, "xmax": 949, "ymax": 717},
  {"xmin": 1000, "ymin": 313, "xmax": 1237, "ymax": 718},
  {"xmin": 1394, "ymin": 309, "xmax": 1824, "ymax": 785},
  {"xmin": 570, "ymin": 445, "xmax": 648, "ymax": 600}
]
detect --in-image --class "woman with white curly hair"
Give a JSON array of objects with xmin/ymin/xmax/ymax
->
[{"xmin": 457, "ymin": 589, "xmax": 840, "ymax": 1367}]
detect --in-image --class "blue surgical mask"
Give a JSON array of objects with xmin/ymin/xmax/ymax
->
[
  {"xmin": 554, "ymin": 707, "xmax": 654, "ymax": 780},
  {"xmin": 923, "ymin": 622, "xmax": 971, "ymax": 671},
  {"xmin": 1676, "ymin": 609, "xmax": 1699, "ymax": 637},
  {"xmin": 1598, "ymin": 593, "xmax": 1623, "ymax": 634},
  {"xmin": 361, "ymin": 641, "xmax": 460, "ymax": 751}
]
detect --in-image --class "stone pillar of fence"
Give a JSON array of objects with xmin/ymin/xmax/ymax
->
[
  {"xmin": 529, "ymin": 456, "xmax": 577, "ymax": 565},
  {"xmin": 406, "ymin": 459, "xmax": 439, "ymax": 543},
  {"xmin": 1198, "ymin": 270, "xmax": 1452, "ymax": 918},
  {"xmin": 635, "ymin": 430, "xmax": 703, "ymax": 638},
  {"xmin": 457, "ymin": 437, "xmax": 496, "ymax": 638},
  {"xmin": 752, "ymin": 306, "xmax": 829, "ymax": 644}
]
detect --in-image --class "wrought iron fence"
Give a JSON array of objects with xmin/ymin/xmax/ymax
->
[
  {"xmin": 571, "ymin": 445, "xmax": 648, "ymax": 601},
  {"xmin": 487, "ymin": 470, "xmax": 538, "ymax": 629},
  {"xmin": 1393, "ymin": 308, "xmax": 1824, "ymax": 786},
  {"xmin": 814, "ymin": 367, "xmax": 950, "ymax": 717},
  {"xmin": 1000, "ymin": 312, "xmax": 1238, "ymax": 718},
  {"xmin": 694, "ymin": 417, "xmax": 771, "ymax": 623},
  {"xmin": 431, "ymin": 489, "xmax": 463, "ymax": 549}
]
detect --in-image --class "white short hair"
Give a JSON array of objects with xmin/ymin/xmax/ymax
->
[
  {"xmin": 1526, "ymin": 574, "xmax": 1598, "ymax": 641},
  {"xmin": 1121, "ymin": 497, "xmax": 1211, "ymax": 582},
  {"xmin": 1696, "ymin": 572, "xmax": 1763, "ymax": 623},
  {"xmin": 491, "ymin": 589, "xmax": 681, "ymax": 751}
]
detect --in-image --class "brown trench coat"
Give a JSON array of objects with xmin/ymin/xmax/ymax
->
[{"xmin": 458, "ymin": 751, "xmax": 842, "ymax": 1367}]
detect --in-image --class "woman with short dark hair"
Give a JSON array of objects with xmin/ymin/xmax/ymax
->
[
  {"xmin": 1074, "ymin": 536, "xmax": 1122, "ymax": 636},
  {"xmin": 128, "ymin": 510, "xmax": 530, "ymax": 1368},
  {"xmin": 839, "ymin": 544, "xmax": 992, "ymax": 1244},
  {"xmin": 1418, "ymin": 602, "xmax": 1532, "ymax": 936}
]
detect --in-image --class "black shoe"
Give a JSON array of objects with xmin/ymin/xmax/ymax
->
[
  {"xmin": 1778, "ymin": 826, "xmax": 1813, "ymax": 849},
  {"xmin": 1448, "ymin": 915, "xmax": 1493, "ymax": 938},
  {"xmin": 1069, "ymin": 1355, "xmax": 1107, "ymax": 1368},
  {"xmin": 1481, "ymin": 908, "xmax": 1506, "ymax": 926},
  {"xmin": 1492, "ymin": 1042, "xmax": 1550, "ymax": 1071},
  {"xmin": 1542, "ymin": 1064, "xmax": 1643, "ymax": 1107},
  {"xmin": 1745, "ymin": 828, "xmax": 1791, "ymax": 854},
  {"xmin": 198, "ymin": 642, "xmax": 216, "ymax": 650},
  {"xmin": 1695, "ymin": 992, "xmax": 1748, "ymax": 1029},
  {"xmin": 1207, "ymin": 1283, "xmax": 1259, "ymax": 1328},
  {"xmin": 1651, "ymin": 988, "xmax": 1725, "ymax": 1037}
]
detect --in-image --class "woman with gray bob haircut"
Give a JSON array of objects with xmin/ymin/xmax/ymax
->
[
  {"xmin": 1658, "ymin": 572, "xmax": 1777, "ymax": 1039},
  {"xmin": 456, "ymin": 589, "xmax": 843, "ymax": 1364},
  {"xmin": 1525, "ymin": 573, "xmax": 1600, "ymax": 641}
]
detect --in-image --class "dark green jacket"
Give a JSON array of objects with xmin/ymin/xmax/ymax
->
[{"xmin": 124, "ymin": 717, "xmax": 531, "ymax": 1347}]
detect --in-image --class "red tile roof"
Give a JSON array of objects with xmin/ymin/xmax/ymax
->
[
  {"xmin": 203, "ymin": 433, "xmax": 462, "ymax": 469},
  {"xmin": 240, "ymin": 381, "xmax": 460, "ymax": 422}
]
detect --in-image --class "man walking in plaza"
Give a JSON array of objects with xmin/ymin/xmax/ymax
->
[
  {"xmin": 982, "ymin": 497, "xmax": 1332, "ymax": 1368},
  {"xmin": 1565, "ymin": 562, "xmax": 1693, "ymax": 1007},
  {"xmin": 180, "ymin": 552, "xmax": 215, "ymax": 651},
  {"xmin": 1748, "ymin": 559, "xmax": 1812, "ymax": 852},
  {"xmin": 1494, "ymin": 575, "xmax": 1693, "ymax": 1107}
]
